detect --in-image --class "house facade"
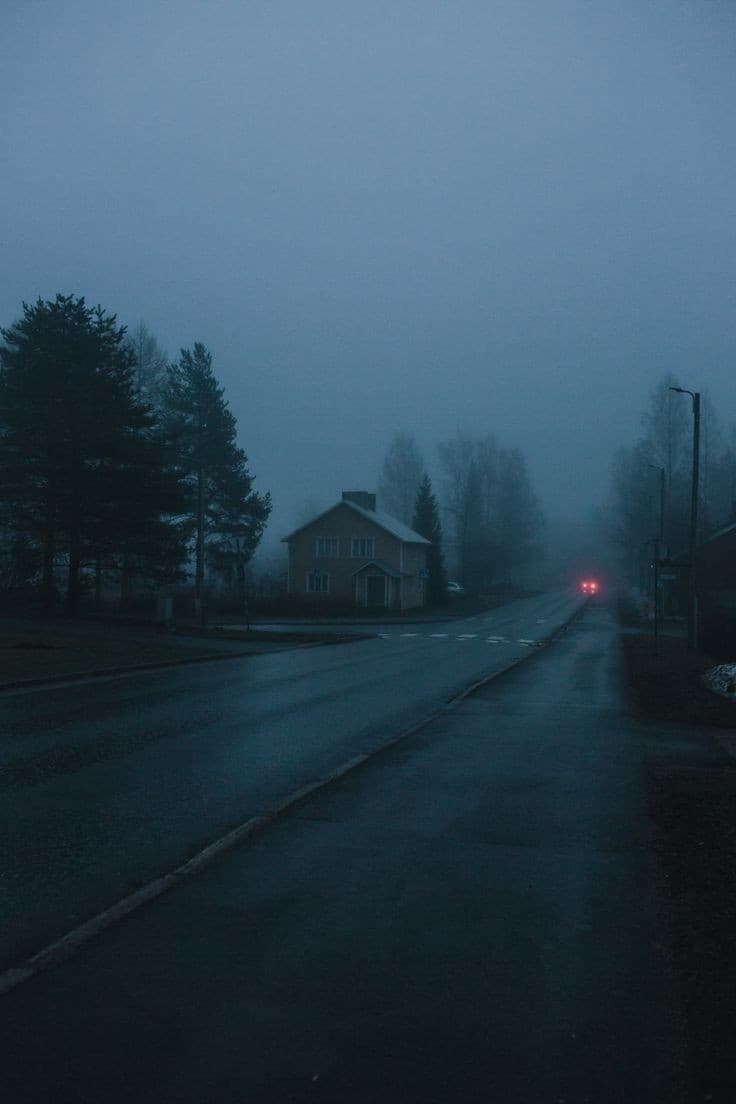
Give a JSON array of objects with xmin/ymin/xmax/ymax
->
[{"xmin": 282, "ymin": 491, "xmax": 430, "ymax": 610}]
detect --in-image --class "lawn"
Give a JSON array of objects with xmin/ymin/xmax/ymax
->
[
  {"xmin": 0, "ymin": 616, "xmax": 371, "ymax": 687},
  {"xmin": 0, "ymin": 617, "xmax": 224, "ymax": 686}
]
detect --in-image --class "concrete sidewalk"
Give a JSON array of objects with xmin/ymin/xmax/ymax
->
[{"xmin": 0, "ymin": 605, "xmax": 687, "ymax": 1102}]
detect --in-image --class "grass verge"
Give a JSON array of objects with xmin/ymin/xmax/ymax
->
[{"xmin": 621, "ymin": 630, "xmax": 736, "ymax": 729}]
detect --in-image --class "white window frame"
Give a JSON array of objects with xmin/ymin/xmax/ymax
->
[
  {"xmin": 315, "ymin": 536, "xmax": 339, "ymax": 558},
  {"xmin": 351, "ymin": 536, "xmax": 375, "ymax": 558},
  {"xmin": 306, "ymin": 571, "xmax": 330, "ymax": 594}
]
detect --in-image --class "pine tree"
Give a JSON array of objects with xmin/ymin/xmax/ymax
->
[
  {"xmin": 161, "ymin": 343, "xmax": 270, "ymax": 607},
  {"xmin": 0, "ymin": 294, "xmax": 186, "ymax": 610},
  {"xmin": 412, "ymin": 474, "xmax": 447, "ymax": 606}
]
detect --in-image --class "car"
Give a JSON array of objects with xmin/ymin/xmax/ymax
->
[
  {"xmin": 580, "ymin": 579, "xmax": 599, "ymax": 595},
  {"xmin": 446, "ymin": 580, "xmax": 466, "ymax": 596}
]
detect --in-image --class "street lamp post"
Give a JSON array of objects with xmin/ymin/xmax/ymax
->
[{"xmin": 669, "ymin": 386, "xmax": 701, "ymax": 647}]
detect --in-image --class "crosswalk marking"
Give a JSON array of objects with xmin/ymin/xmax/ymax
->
[{"xmin": 374, "ymin": 632, "xmax": 524, "ymax": 645}]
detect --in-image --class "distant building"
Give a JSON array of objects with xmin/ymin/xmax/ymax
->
[{"xmin": 282, "ymin": 491, "xmax": 430, "ymax": 610}]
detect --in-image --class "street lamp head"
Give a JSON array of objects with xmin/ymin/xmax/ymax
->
[{"xmin": 669, "ymin": 385, "xmax": 698, "ymax": 400}]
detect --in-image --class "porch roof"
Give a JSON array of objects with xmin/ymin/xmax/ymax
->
[{"xmin": 351, "ymin": 559, "xmax": 408, "ymax": 579}]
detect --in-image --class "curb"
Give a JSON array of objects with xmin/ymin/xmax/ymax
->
[{"xmin": 0, "ymin": 602, "xmax": 585, "ymax": 996}]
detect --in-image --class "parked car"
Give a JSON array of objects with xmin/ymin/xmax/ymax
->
[{"xmin": 446, "ymin": 580, "xmax": 466, "ymax": 596}]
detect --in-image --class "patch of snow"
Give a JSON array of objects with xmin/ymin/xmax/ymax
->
[{"xmin": 704, "ymin": 664, "xmax": 736, "ymax": 698}]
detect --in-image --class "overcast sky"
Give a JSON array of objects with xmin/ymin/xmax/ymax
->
[{"xmin": 3, "ymin": 0, "xmax": 736, "ymax": 552}]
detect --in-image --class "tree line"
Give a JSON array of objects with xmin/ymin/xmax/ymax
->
[
  {"xmin": 378, "ymin": 429, "xmax": 545, "ymax": 596},
  {"xmin": 0, "ymin": 294, "xmax": 270, "ymax": 611},
  {"xmin": 608, "ymin": 373, "xmax": 736, "ymax": 583}
]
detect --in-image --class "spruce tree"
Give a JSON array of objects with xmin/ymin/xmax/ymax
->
[{"xmin": 412, "ymin": 474, "xmax": 447, "ymax": 606}]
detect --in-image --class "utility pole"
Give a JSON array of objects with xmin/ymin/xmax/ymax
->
[
  {"xmin": 657, "ymin": 466, "xmax": 665, "ymax": 544},
  {"xmin": 670, "ymin": 387, "xmax": 700, "ymax": 648},
  {"xmin": 195, "ymin": 397, "xmax": 207, "ymax": 629},
  {"xmin": 648, "ymin": 465, "xmax": 666, "ymax": 653}
]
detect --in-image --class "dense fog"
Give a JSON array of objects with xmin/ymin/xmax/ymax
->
[{"xmin": 3, "ymin": 0, "xmax": 736, "ymax": 575}]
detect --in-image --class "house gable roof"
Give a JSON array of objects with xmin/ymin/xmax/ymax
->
[{"xmin": 282, "ymin": 499, "xmax": 430, "ymax": 545}]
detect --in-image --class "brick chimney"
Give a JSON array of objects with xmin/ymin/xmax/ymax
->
[{"xmin": 342, "ymin": 491, "xmax": 376, "ymax": 511}]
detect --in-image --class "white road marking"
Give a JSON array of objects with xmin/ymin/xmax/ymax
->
[
  {"xmin": 518, "ymin": 639, "xmax": 538, "ymax": 646},
  {"xmin": 430, "ymin": 633, "xmax": 449, "ymax": 638},
  {"xmin": 457, "ymin": 634, "xmax": 478, "ymax": 639},
  {"xmin": 400, "ymin": 633, "xmax": 419, "ymax": 637}
]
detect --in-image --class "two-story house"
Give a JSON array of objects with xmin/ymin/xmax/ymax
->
[{"xmin": 282, "ymin": 491, "xmax": 430, "ymax": 610}]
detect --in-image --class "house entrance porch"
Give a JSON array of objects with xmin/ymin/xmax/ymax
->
[{"xmin": 352, "ymin": 561, "xmax": 404, "ymax": 609}]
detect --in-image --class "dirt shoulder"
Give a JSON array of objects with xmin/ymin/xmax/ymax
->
[{"xmin": 621, "ymin": 624, "xmax": 736, "ymax": 1101}]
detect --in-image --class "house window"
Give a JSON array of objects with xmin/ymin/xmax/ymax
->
[
  {"xmin": 351, "ymin": 537, "xmax": 375, "ymax": 558},
  {"xmin": 307, "ymin": 572, "xmax": 330, "ymax": 594},
  {"xmin": 315, "ymin": 537, "xmax": 339, "ymax": 558}
]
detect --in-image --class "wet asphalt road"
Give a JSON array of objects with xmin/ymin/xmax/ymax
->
[
  {"xmin": 0, "ymin": 601, "xmax": 683, "ymax": 1102},
  {"xmin": 1, "ymin": 590, "xmax": 580, "ymax": 972}
]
